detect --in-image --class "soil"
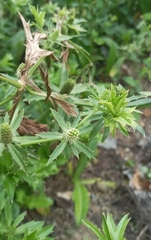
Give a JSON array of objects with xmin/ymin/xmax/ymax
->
[{"xmin": 26, "ymin": 109, "xmax": 151, "ymax": 240}]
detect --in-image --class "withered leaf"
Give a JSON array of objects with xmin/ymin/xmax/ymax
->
[
  {"xmin": 51, "ymin": 93, "xmax": 77, "ymax": 117},
  {"xmin": 39, "ymin": 66, "xmax": 51, "ymax": 101},
  {"xmin": 18, "ymin": 117, "xmax": 48, "ymax": 136}
]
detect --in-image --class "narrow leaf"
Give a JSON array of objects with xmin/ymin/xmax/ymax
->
[
  {"xmin": 47, "ymin": 141, "xmax": 67, "ymax": 164},
  {"xmin": 0, "ymin": 143, "xmax": 5, "ymax": 156},
  {"xmin": 74, "ymin": 140, "xmax": 94, "ymax": 159},
  {"xmin": 89, "ymin": 118, "xmax": 104, "ymax": 139},
  {"xmin": 37, "ymin": 132, "xmax": 63, "ymax": 140},
  {"xmin": 11, "ymin": 110, "xmax": 24, "ymax": 132},
  {"xmin": 51, "ymin": 109, "xmax": 67, "ymax": 131},
  {"xmin": 82, "ymin": 220, "xmax": 106, "ymax": 240},
  {"xmin": 4, "ymin": 176, "xmax": 15, "ymax": 202},
  {"xmin": 12, "ymin": 212, "xmax": 26, "ymax": 228},
  {"xmin": 7, "ymin": 144, "xmax": 27, "ymax": 173}
]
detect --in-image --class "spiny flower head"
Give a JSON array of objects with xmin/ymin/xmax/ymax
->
[
  {"xmin": 0, "ymin": 123, "xmax": 13, "ymax": 145},
  {"xmin": 63, "ymin": 128, "xmax": 79, "ymax": 144}
]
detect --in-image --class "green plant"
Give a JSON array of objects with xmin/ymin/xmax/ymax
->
[
  {"xmin": 1, "ymin": 2, "xmax": 151, "ymax": 237},
  {"xmin": 0, "ymin": 194, "xmax": 54, "ymax": 240},
  {"xmin": 82, "ymin": 213, "xmax": 130, "ymax": 240}
]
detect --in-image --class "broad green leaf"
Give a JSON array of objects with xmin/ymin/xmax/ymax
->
[
  {"xmin": 82, "ymin": 220, "xmax": 106, "ymax": 240},
  {"xmin": 12, "ymin": 211, "xmax": 26, "ymax": 228},
  {"xmin": 74, "ymin": 140, "xmax": 94, "ymax": 159},
  {"xmin": 51, "ymin": 109, "xmax": 67, "ymax": 131},
  {"xmin": 72, "ymin": 181, "xmax": 90, "ymax": 225},
  {"xmin": 7, "ymin": 144, "xmax": 27, "ymax": 173},
  {"xmin": 47, "ymin": 141, "xmax": 67, "ymax": 164}
]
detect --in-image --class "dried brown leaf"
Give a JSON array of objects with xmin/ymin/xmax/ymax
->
[
  {"xmin": 39, "ymin": 66, "xmax": 51, "ymax": 101},
  {"xmin": 18, "ymin": 117, "xmax": 48, "ymax": 135}
]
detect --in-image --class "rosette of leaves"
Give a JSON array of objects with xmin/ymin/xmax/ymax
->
[
  {"xmin": 89, "ymin": 84, "xmax": 144, "ymax": 139},
  {"xmin": 82, "ymin": 213, "xmax": 130, "ymax": 240},
  {"xmin": 37, "ymin": 109, "xmax": 95, "ymax": 164},
  {"xmin": 0, "ymin": 108, "xmax": 27, "ymax": 172}
]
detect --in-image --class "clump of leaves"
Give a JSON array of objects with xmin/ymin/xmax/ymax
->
[{"xmin": 82, "ymin": 213, "xmax": 130, "ymax": 240}]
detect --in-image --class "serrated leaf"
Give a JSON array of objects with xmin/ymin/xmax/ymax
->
[
  {"xmin": 72, "ymin": 181, "xmax": 90, "ymax": 225},
  {"xmin": 74, "ymin": 140, "xmax": 94, "ymax": 159},
  {"xmin": 47, "ymin": 141, "xmax": 67, "ymax": 164},
  {"xmin": 82, "ymin": 220, "xmax": 106, "ymax": 240},
  {"xmin": 7, "ymin": 144, "xmax": 27, "ymax": 173},
  {"xmin": 51, "ymin": 109, "xmax": 67, "ymax": 131},
  {"xmin": 11, "ymin": 110, "xmax": 24, "ymax": 133},
  {"xmin": 37, "ymin": 132, "xmax": 63, "ymax": 140}
]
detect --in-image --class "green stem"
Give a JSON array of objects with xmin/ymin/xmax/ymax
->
[{"xmin": 0, "ymin": 75, "xmax": 23, "ymax": 89}]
